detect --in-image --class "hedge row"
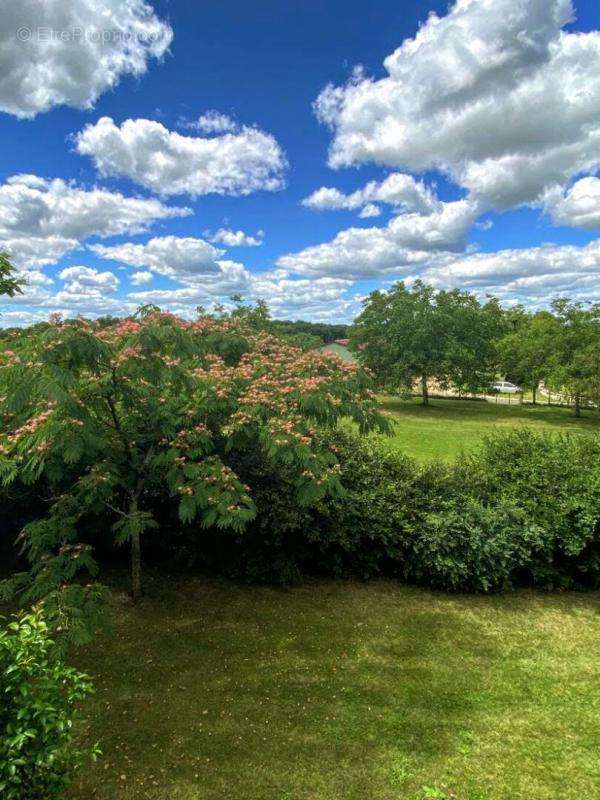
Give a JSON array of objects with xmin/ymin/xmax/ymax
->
[{"xmin": 189, "ymin": 428, "xmax": 600, "ymax": 592}]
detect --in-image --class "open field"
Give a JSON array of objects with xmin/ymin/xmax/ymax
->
[
  {"xmin": 69, "ymin": 577, "xmax": 600, "ymax": 800},
  {"xmin": 378, "ymin": 397, "xmax": 600, "ymax": 462}
]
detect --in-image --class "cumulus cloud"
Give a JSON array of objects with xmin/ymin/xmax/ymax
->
[
  {"xmin": 0, "ymin": 0, "xmax": 172, "ymax": 119},
  {"xmin": 90, "ymin": 236, "xmax": 224, "ymax": 280},
  {"xmin": 314, "ymin": 0, "xmax": 600, "ymax": 210},
  {"xmin": 75, "ymin": 116, "xmax": 287, "ymax": 197},
  {"xmin": 250, "ymin": 275, "xmax": 356, "ymax": 318},
  {"xmin": 126, "ymin": 272, "xmax": 358, "ymax": 322},
  {"xmin": 130, "ymin": 270, "xmax": 153, "ymax": 285},
  {"xmin": 1, "ymin": 264, "xmax": 129, "ymax": 318},
  {"xmin": 0, "ymin": 174, "xmax": 190, "ymax": 271},
  {"xmin": 189, "ymin": 111, "xmax": 238, "ymax": 134},
  {"xmin": 415, "ymin": 238, "xmax": 600, "ymax": 304},
  {"xmin": 209, "ymin": 228, "xmax": 264, "ymax": 247},
  {"xmin": 543, "ymin": 177, "xmax": 600, "ymax": 230},
  {"xmin": 303, "ymin": 173, "xmax": 440, "ymax": 217},
  {"xmin": 278, "ymin": 200, "xmax": 478, "ymax": 278},
  {"xmin": 127, "ymin": 258, "xmax": 251, "ymax": 299},
  {"xmin": 92, "ymin": 235, "xmax": 256, "ymax": 301},
  {"xmin": 0, "ymin": 236, "xmax": 79, "ymax": 271},
  {"xmin": 59, "ymin": 265, "xmax": 120, "ymax": 294},
  {"xmin": 358, "ymin": 204, "xmax": 381, "ymax": 219}
]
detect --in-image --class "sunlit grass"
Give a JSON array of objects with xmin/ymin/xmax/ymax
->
[
  {"xmin": 377, "ymin": 397, "xmax": 600, "ymax": 462},
  {"xmin": 69, "ymin": 576, "xmax": 600, "ymax": 800}
]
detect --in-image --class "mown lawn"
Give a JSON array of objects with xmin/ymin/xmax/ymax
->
[
  {"xmin": 69, "ymin": 577, "xmax": 600, "ymax": 800},
  {"xmin": 378, "ymin": 397, "xmax": 600, "ymax": 462}
]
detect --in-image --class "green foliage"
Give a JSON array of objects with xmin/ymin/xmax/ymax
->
[
  {"xmin": 351, "ymin": 280, "xmax": 505, "ymax": 402},
  {"xmin": 0, "ymin": 253, "xmax": 24, "ymax": 299},
  {"xmin": 0, "ymin": 610, "xmax": 98, "ymax": 800},
  {"xmin": 546, "ymin": 299, "xmax": 600, "ymax": 414},
  {"xmin": 408, "ymin": 497, "xmax": 542, "ymax": 592},
  {"xmin": 270, "ymin": 318, "xmax": 349, "ymax": 344},
  {"xmin": 244, "ymin": 427, "xmax": 599, "ymax": 592},
  {"xmin": 337, "ymin": 428, "xmax": 600, "ymax": 590},
  {"xmin": 498, "ymin": 307, "xmax": 559, "ymax": 403},
  {"xmin": 498, "ymin": 299, "xmax": 600, "ymax": 414},
  {"xmin": 464, "ymin": 429, "xmax": 600, "ymax": 588},
  {"xmin": 0, "ymin": 310, "xmax": 384, "ymax": 630}
]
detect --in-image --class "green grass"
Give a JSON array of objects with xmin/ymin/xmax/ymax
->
[
  {"xmin": 319, "ymin": 343, "xmax": 358, "ymax": 363},
  {"xmin": 378, "ymin": 397, "xmax": 600, "ymax": 462},
  {"xmin": 68, "ymin": 576, "xmax": 600, "ymax": 800}
]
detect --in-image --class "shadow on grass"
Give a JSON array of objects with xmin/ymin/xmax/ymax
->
[
  {"xmin": 69, "ymin": 577, "xmax": 507, "ymax": 800},
  {"xmin": 379, "ymin": 397, "xmax": 600, "ymax": 431}
]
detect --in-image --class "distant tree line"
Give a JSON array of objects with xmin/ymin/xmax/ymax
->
[
  {"xmin": 351, "ymin": 280, "xmax": 599, "ymax": 416},
  {"xmin": 1, "ymin": 259, "xmax": 597, "ymax": 415}
]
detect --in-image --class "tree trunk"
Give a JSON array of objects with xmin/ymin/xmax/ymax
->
[
  {"xmin": 129, "ymin": 495, "xmax": 142, "ymax": 603},
  {"xmin": 574, "ymin": 395, "xmax": 581, "ymax": 418},
  {"xmin": 421, "ymin": 375, "xmax": 429, "ymax": 406},
  {"xmin": 131, "ymin": 527, "xmax": 141, "ymax": 603},
  {"xmin": 532, "ymin": 384, "xmax": 537, "ymax": 405}
]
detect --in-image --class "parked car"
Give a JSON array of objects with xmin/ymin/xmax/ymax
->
[{"xmin": 492, "ymin": 380, "xmax": 522, "ymax": 394}]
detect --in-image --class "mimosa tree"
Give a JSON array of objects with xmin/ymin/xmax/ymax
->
[{"xmin": 0, "ymin": 309, "xmax": 384, "ymax": 637}]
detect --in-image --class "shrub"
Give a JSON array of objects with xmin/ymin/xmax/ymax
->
[
  {"xmin": 406, "ymin": 498, "xmax": 543, "ymax": 592},
  {"xmin": 305, "ymin": 428, "xmax": 599, "ymax": 592},
  {"xmin": 463, "ymin": 429, "xmax": 600, "ymax": 588},
  {"xmin": 311, "ymin": 432, "xmax": 449, "ymax": 579},
  {"xmin": 0, "ymin": 610, "xmax": 97, "ymax": 800}
]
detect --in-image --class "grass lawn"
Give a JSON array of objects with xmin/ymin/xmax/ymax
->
[
  {"xmin": 69, "ymin": 577, "xmax": 600, "ymax": 800},
  {"xmin": 377, "ymin": 397, "xmax": 600, "ymax": 462}
]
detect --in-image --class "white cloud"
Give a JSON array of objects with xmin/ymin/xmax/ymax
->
[
  {"xmin": 130, "ymin": 270, "xmax": 153, "ymax": 285},
  {"xmin": 278, "ymin": 200, "xmax": 477, "ymax": 278},
  {"xmin": 59, "ymin": 265, "xmax": 120, "ymax": 294},
  {"xmin": 127, "ymin": 259, "xmax": 251, "ymax": 300},
  {"xmin": 75, "ymin": 116, "xmax": 287, "ymax": 197},
  {"xmin": 125, "ymin": 272, "xmax": 359, "ymax": 323},
  {"xmin": 0, "ymin": 236, "xmax": 79, "ymax": 271},
  {"xmin": 0, "ymin": 309, "xmax": 52, "ymax": 328},
  {"xmin": 90, "ymin": 236, "xmax": 224, "ymax": 280},
  {"xmin": 0, "ymin": 0, "xmax": 172, "ymax": 119},
  {"xmin": 303, "ymin": 173, "xmax": 440, "ymax": 216},
  {"xmin": 314, "ymin": 0, "xmax": 600, "ymax": 211},
  {"xmin": 0, "ymin": 174, "xmax": 190, "ymax": 271},
  {"xmin": 0, "ymin": 264, "xmax": 128, "ymax": 320},
  {"xmin": 543, "ymin": 177, "xmax": 600, "ymax": 230},
  {"xmin": 190, "ymin": 111, "xmax": 238, "ymax": 134},
  {"xmin": 358, "ymin": 204, "xmax": 381, "ymax": 219},
  {"xmin": 209, "ymin": 228, "xmax": 264, "ymax": 247},
  {"xmin": 415, "ymin": 238, "xmax": 600, "ymax": 304},
  {"xmin": 93, "ymin": 236, "xmax": 254, "ymax": 300},
  {"xmin": 251, "ymin": 275, "xmax": 355, "ymax": 317}
]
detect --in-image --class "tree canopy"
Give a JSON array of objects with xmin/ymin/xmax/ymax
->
[
  {"xmin": 351, "ymin": 280, "xmax": 505, "ymax": 403},
  {"xmin": 0, "ymin": 308, "xmax": 384, "ymax": 637}
]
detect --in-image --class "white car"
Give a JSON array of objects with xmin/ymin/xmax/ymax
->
[{"xmin": 492, "ymin": 380, "xmax": 522, "ymax": 394}]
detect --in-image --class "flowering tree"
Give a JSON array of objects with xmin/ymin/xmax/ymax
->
[{"xmin": 0, "ymin": 309, "xmax": 383, "ymax": 633}]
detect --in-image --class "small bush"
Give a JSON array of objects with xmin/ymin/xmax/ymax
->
[
  {"xmin": 407, "ymin": 498, "xmax": 543, "ymax": 592},
  {"xmin": 464, "ymin": 429, "xmax": 600, "ymax": 588},
  {"xmin": 312, "ymin": 433, "xmax": 449, "ymax": 578},
  {"xmin": 0, "ymin": 610, "xmax": 98, "ymax": 800}
]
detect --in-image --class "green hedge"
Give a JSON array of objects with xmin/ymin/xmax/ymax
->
[
  {"xmin": 315, "ymin": 429, "xmax": 600, "ymax": 591},
  {"xmin": 4, "ymin": 426, "xmax": 599, "ymax": 593},
  {"xmin": 196, "ymin": 428, "xmax": 599, "ymax": 591}
]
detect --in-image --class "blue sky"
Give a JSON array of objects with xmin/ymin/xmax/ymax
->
[{"xmin": 0, "ymin": 0, "xmax": 599, "ymax": 325}]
